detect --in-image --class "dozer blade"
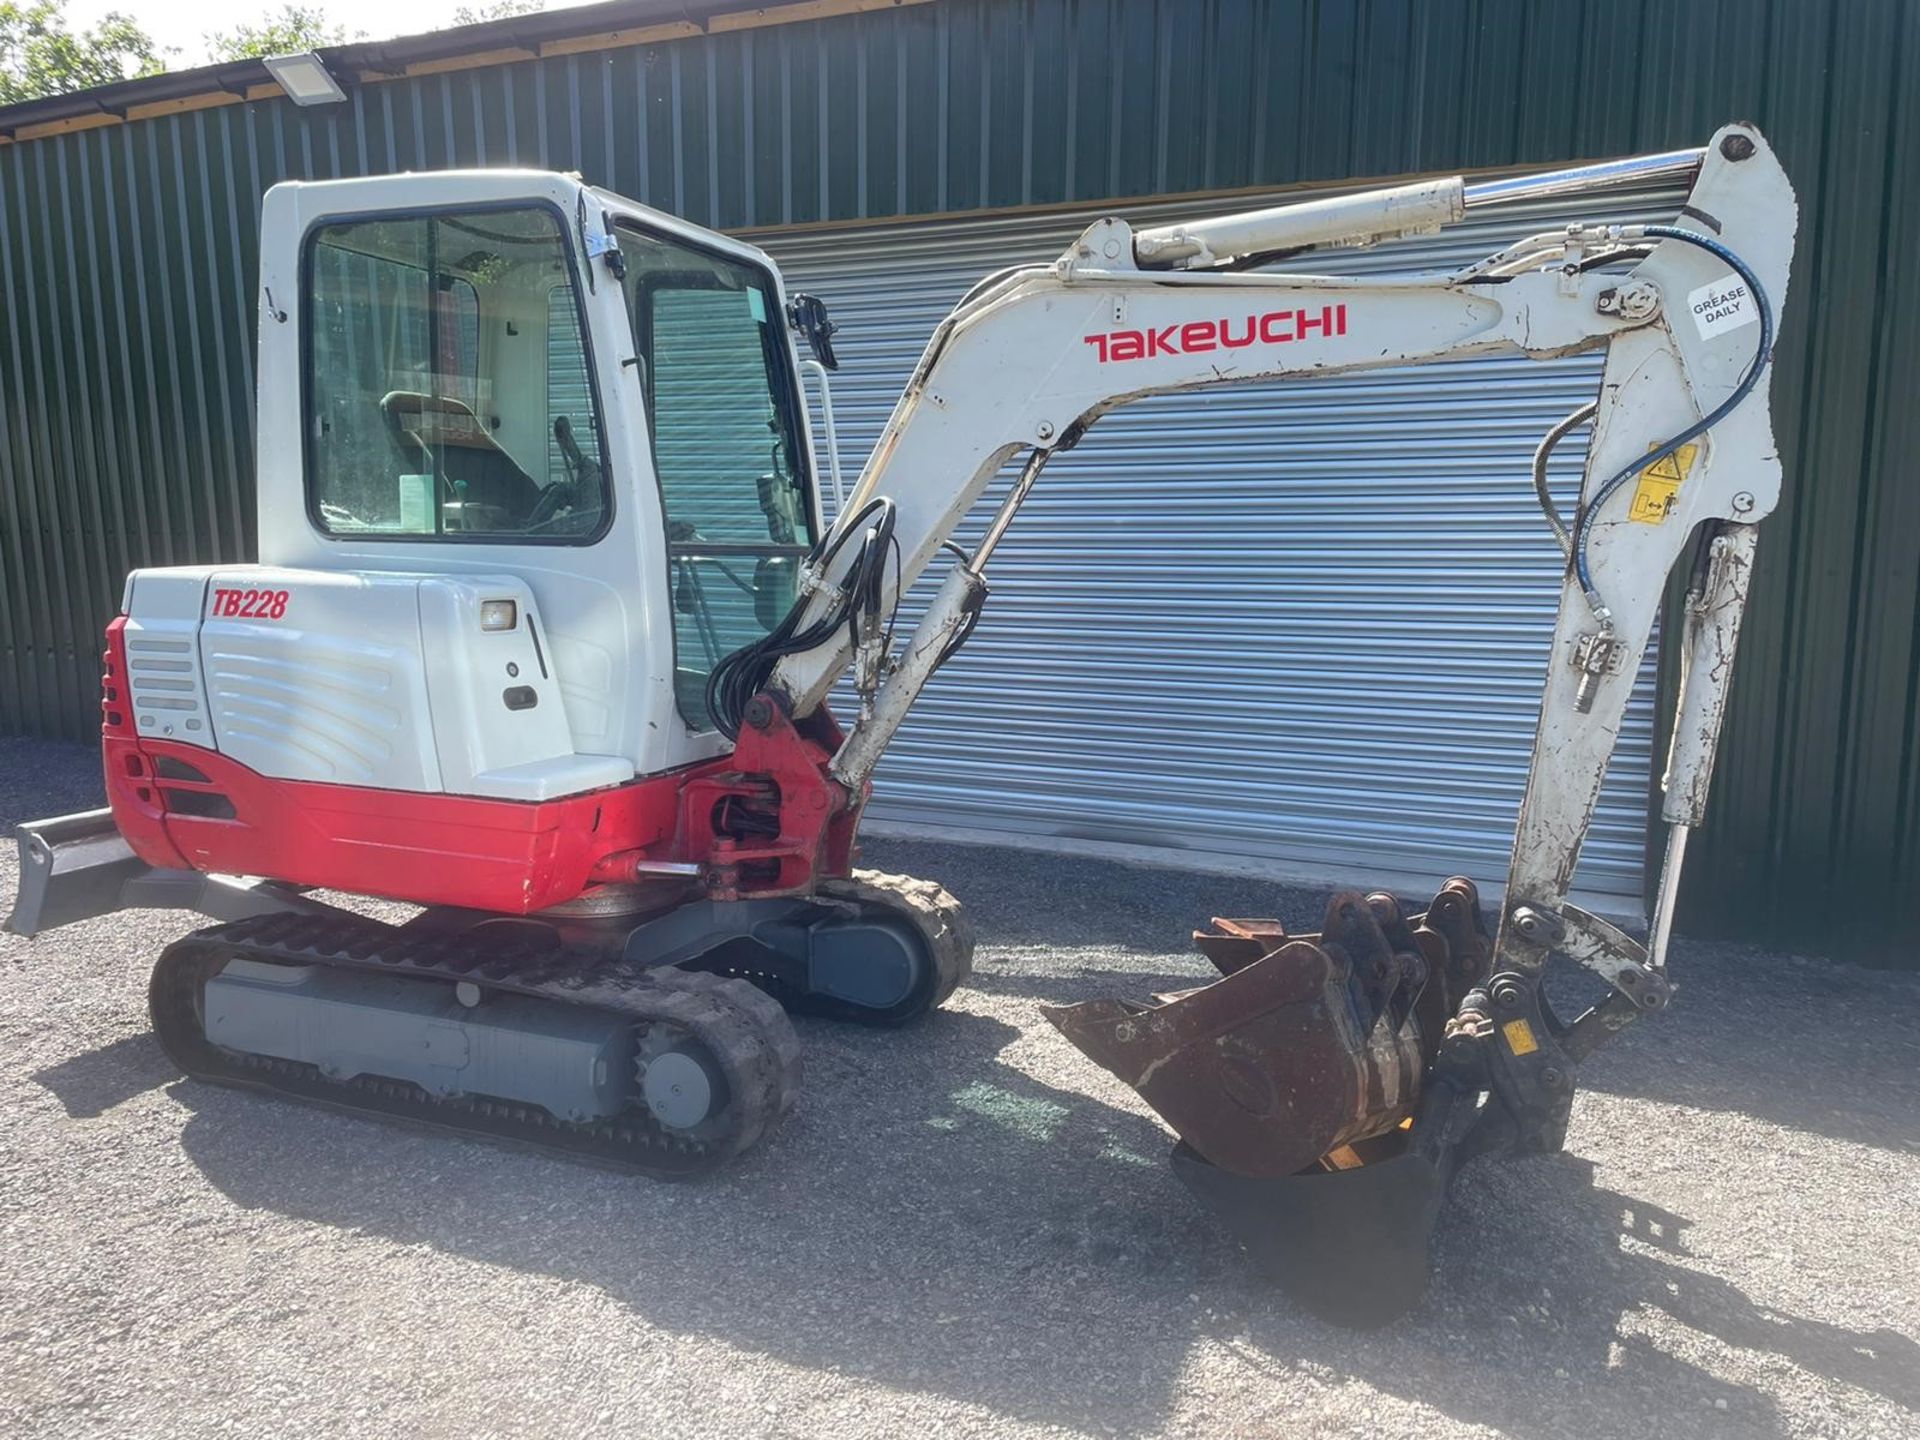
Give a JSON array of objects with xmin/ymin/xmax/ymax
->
[{"xmin": 1043, "ymin": 880, "xmax": 1493, "ymax": 1323}]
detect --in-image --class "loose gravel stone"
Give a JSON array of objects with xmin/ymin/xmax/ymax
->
[{"xmin": 1, "ymin": 735, "xmax": 1915, "ymax": 1438}]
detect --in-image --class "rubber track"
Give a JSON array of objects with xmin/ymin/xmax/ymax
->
[
  {"xmin": 149, "ymin": 911, "xmax": 803, "ymax": 1178},
  {"xmin": 819, "ymin": 869, "xmax": 976, "ymax": 1014}
]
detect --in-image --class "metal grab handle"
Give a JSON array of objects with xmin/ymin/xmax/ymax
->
[{"xmin": 798, "ymin": 358, "xmax": 844, "ymax": 512}]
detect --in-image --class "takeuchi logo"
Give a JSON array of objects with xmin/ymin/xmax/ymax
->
[{"xmin": 1082, "ymin": 303, "xmax": 1348, "ymax": 362}]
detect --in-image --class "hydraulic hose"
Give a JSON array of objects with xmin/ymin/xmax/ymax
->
[
  {"xmin": 704, "ymin": 497, "xmax": 900, "ymax": 739},
  {"xmin": 1572, "ymin": 226, "xmax": 1773, "ymax": 626},
  {"xmin": 1532, "ymin": 400, "xmax": 1598, "ymax": 556}
]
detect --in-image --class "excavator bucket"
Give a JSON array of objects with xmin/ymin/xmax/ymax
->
[{"xmin": 1044, "ymin": 879, "xmax": 1493, "ymax": 1324}]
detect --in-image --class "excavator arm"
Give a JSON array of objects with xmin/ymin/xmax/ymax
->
[{"xmin": 731, "ymin": 124, "xmax": 1797, "ymax": 1321}]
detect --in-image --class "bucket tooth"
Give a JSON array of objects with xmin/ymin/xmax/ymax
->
[{"xmin": 1192, "ymin": 917, "xmax": 1288, "ymax": 975}]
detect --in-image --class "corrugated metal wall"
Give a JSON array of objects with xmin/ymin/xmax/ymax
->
[
  {"xmin": 0, "ymin": 0, "xmax": 1913, "ymax": 959},
  {"xmin": 765, "ymin": 180, "xmax": 1682, "ymax": 901}
]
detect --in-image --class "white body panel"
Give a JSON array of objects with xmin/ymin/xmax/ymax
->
[
  {"xmin": 121, "ymin": 569, "xmax": 219, "ymax": 747},
  {"xmin": 415, "ymin": 575, "xmax": 634, "ymax": 801},
  {"xmin": 124, "ymin": 562, "xmax": 636, "ymax": 800},
  {"xmin": 200, "ymin": 567, "xmax": 441, "ymax": 790},
  {"xmin": 251, "ymin": 172, "xmax": 679, "ymax": 781}
]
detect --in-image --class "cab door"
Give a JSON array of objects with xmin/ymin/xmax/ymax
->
[{"xmin": 614, "ymin": 218, "xmax": 820, "ymax": 734}]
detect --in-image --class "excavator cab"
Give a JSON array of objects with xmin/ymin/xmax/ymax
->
[{"xmin": 294, "ymin": 183, "xmax": 819, "ymax": 749}]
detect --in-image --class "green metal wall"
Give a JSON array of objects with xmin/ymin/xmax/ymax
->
[{"xmin": 0, "ymin": 0, "xmax": 1912, "ymax": 960}]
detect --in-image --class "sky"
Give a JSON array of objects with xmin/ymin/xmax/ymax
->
[{"xmin": 64, "ymin": 0, "xmax": 601, "ymax": 69}]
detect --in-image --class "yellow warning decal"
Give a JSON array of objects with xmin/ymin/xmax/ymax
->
[
  {"xmin": 1502, "ymin": 1018, "xmax": 1540, "ymax": 1057},
  {"xmin": 1628, "ymin": 442, "xmax": 1701, "ymax": 524}
]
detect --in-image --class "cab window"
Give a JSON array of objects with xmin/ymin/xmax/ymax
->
[
  {"xmin": 620, "ymin": 225, "xmax": 814, "ymax": 729},
  {"xmin": 305, "ymin": 206, "xmax": 607, "ymax": 541}
]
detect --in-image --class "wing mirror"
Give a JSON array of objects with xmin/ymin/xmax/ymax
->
[
  {"xmin": 786, "ymin": 293, "xmax": 838, "ymax": 370},
  {"xmin": 754, "ymin": 555, "xmax": 797, "ymax": 632}
]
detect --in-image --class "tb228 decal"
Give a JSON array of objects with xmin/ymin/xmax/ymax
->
[{"xmin": 209, "ymin": 588, "xmax": 290, "ymax": 620}]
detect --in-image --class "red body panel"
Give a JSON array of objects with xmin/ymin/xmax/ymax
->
[{"xmin": 98, "ymin": 618, "xmax": 861, "ymax": 914}]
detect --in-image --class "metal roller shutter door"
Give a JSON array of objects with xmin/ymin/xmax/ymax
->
[{"xmin": 754, "ymin": 177, "xmax": 1684, "ymax": 904}]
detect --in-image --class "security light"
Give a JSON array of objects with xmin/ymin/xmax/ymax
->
[{"xmin": 262, "ymin": 52, "xmax": 347, "ymax": 107}]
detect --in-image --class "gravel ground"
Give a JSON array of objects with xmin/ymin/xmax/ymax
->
[{"xmin": 1, "ymin": 734, "xmax": 1917, "ymax": 1439}]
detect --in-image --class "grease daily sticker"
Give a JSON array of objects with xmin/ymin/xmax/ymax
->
[{"xmin": 1688, "ymin": 278, "xmax": 1759, "ymax": 339}]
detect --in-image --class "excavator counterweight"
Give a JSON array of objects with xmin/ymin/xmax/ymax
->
[{"xmin": 5, "ymin": 124, "xmax": 1796, "ymax": 1322}]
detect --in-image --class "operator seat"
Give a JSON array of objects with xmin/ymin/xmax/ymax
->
[{"xmin": 380, "ymin": 391, "xmax": 543, "ymax": 523}]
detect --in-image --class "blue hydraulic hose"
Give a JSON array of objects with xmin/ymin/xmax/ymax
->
[{"xmin": 1573, "ymin": 225, "xmax": 1774, "ymax": 622}]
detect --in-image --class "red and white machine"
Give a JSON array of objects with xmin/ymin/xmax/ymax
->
[{"xmin": 8, "ymin": 126, "xmax": 1796, "ymax": 1322}]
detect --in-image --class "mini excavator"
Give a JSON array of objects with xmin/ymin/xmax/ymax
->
[{"xmin": 7, "ymin": 125, "xmax": 1796, "ymax": 1323}]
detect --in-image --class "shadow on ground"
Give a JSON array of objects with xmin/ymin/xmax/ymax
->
[
  {"xmin": 1567, "ymin": 939, "xmax": 1920, "ymax": 1156},
  {"xmin": 33, "ymin": 1031, "xmax": 179, "ymax": 1118},
  {"xmin": 866, "ymin": 837, "xmax": 1341, "ymax": 957},
  {"xmin": 36, "ymin": 994, "xmax": 1915, "ymax": 1439}
]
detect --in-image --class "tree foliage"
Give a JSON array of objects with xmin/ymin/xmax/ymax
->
[
  {"xmin": 204, "ymin": 4, "xmax": 355, "ymax": 63},
  {"xmin": 452, "ymin": 0, "xmax": 545, "ymax": 24},
  {"xmin": 0, "ymin": 0, "xmax": 166, "ymax": 104}
]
